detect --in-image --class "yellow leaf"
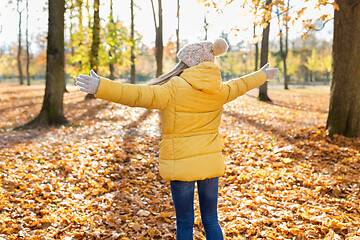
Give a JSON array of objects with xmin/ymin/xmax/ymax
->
[
  {"xmin": 148, "ymin": 229, "xmax": 157, "ymax": 237},
  {"xmin": 282, "ymin": 158, "xmax": 293, "ymax": 163},
  {"xmin": 159, "ymin": 212, "xmax": 173, "ymax": 218},
  {"xmin": 283, "ymin": 15, "xmax": 291, "ymax": 22}
]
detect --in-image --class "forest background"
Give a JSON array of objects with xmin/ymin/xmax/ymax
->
[{"xmin": 0, "ymin": 0, "xmax": 333, "ymax": 85}]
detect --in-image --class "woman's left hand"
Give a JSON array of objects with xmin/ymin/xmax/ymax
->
[{"xmin": 75, "ymin": 70, "xmax": 100, "ymax": 94}]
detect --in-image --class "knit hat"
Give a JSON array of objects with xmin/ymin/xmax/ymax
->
[{"xmin": 177, "ymin": 38, "xmax": 228, "ymax": 67}]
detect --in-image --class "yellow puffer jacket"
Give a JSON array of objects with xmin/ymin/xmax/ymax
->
[{"xmin": 95, "ymin": 62, "xmax": 267, "ymax": 181}]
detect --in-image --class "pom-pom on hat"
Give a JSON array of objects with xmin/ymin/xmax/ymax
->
[
  {"xmin": 177, "ymin": 38, "xmax": 228, "ymax": 67},
  {"xmin": 213, "ymin": 38, "xmax": 228, "ymax": 56}
]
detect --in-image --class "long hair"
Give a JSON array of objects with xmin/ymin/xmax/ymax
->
[{"xmin": 147, "ymin": 61, "xmax": 189, "ymax": 85}]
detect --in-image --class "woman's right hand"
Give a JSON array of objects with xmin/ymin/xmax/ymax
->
[
  {"xmin": 75, "ymin": 70, "xmax": 100, "ymax": 94},
  {"xmin": 261, "ymin": 63, "xmax": 279, "ymax": 80}
]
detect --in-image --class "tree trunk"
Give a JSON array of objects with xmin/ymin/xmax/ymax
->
[
  {"xmin": 17, "ymin": 0, "xmax": 24, "ymax": 85},
  {"xmin": 280, "ymin": 32, "xmax": 289, "ymax": 89},
  {"xmin": 130, "ymin": 0, "xmax": 136, "ymax": 84},
  {"xmin": 90, "ymin": 0, "xmax": 100, "ymax": 72},
  {"xmin": 26, "ymin": 0, "xmax": 30, "ymax": 86},
  {"xmin": 254, "ymin": 26, "xmax": 259, "ymax": 71},
  {"xmin": 68, "ymin": 0, "xmax": 75, "ymax": 92},
  {"xmin": 255, "ymin": 42, "xmax": 259, "ymax": 71},
  {"xmin": 176, "ymin": 0, "xmax": 180, "ymax": 61},
  {"xmin": 283, "ymin": 58, "xmax": 288, "ymax": 88},
  {"xmin": 204, "ymin": 14, "xmax": 208, "ymax": 41},
  {"xmin": 109, "ymin": 0, "xmax": 115, "ymax": 80},
  {"xmin": 87, "ymin": 0, "xmax": 100, "ymax": 99},
  {"xmin": 305, "ymin": 68, "xmax": 309, "ymax": 82},
  {"xmin": 277, "ymin": 4, "xmax": 289, "ymax": 90},
  {"xmin": 77, "ymin": 0, "xmax": 84, "ymax": 69},
  {"xmin": 65, "ymin": 0, "xmax": 72, "ymax": 93},
  {"xmin": 109, "ymin": 52, "xmax": 115, "ymax": 80},
  {"xmin": 21, "ymin": 0, "xmax": 67, "ymax": 128},
  {"xmin": 284, "ymin": 0, "xmax": 290, "ymax": 89},
  {"xmin": 156, "ymin": 0, "xmax": 163, "ymax": 77},
  {"xmin": 258, "ymin": 0, "xmax": 272, "ymax": 102},
  {"xmin": 326, "ymin": 0, "xmax": 360, "ymax": 137},
  {"xmin": 151, "ymin": 0, "xmax": 163, "ymax": 77},
  {"xmin": 69, "ymin": 0, "xmax": 75, "ymax": 57}
]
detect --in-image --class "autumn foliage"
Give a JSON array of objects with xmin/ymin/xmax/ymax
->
[{"xmin": 0, "ymin": 84, "xmax": 359, "ymax": 239}]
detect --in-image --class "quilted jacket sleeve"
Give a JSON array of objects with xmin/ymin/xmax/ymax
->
[
  {"xmin": 223, "ymin": 70, "xmax": 267, "ymax": 103},
  {"xmin": 94, "ymin": 77, "xmax": 176, "ymax": 110}
]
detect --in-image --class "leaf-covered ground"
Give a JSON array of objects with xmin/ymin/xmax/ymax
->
[{"xmin": 0, "ymin": 83, "xmax": 359, "ymax": 240}]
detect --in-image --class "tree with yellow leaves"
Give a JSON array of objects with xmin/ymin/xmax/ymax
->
[{"xmin": 200, "ymin": 0, "xmax": 360, "ymax": 138}]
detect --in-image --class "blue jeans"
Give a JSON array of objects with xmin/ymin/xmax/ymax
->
[{"xmin": 170, "ymin": 177, "xmax": 223, "ymax": 240}]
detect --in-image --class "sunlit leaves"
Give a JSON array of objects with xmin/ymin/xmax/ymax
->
[
  {"xmin": 200, "ymin": 0, "xmax": 337, "ymax": 41},
  {"xmin": 1, "ymin": 84, "xmax": 360, "ymax": 239},
  {"xmin": 304, "ymin": 49, "xmax": 321, "ymax": 72}
]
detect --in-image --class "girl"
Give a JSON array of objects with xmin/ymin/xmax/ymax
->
[{"xmin": 75, "ymin": 38, "xmax": 278, "ymax": 239}]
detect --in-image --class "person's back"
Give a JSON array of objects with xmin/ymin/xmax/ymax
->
[
  {"xmin": 75, "ymin": 38, "xmax": 279, "ymax": 240},
  {"xmin": 159, "ymin": 61, "xmax": 226, "ymax": 181},
  {"xmin": 159, "ymin": 60, "xmax": 267, "ymax": 182}
]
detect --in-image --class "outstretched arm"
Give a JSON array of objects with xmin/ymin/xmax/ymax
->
[
  {"xmin": 76, "ymin": 70, "xmax": 176, "ymax": 110},
  {"xmin": 223, "ymin": 63, "xmax": 278, "ymax": 103}
]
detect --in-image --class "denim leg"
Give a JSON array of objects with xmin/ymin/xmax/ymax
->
[
  {"xmin": 197, "ymin": 177, "xmax": 224, "ymax": 240},
  {"xmin": 170, "ymin": 180, "xmax": 195, "ymax": 240}
]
